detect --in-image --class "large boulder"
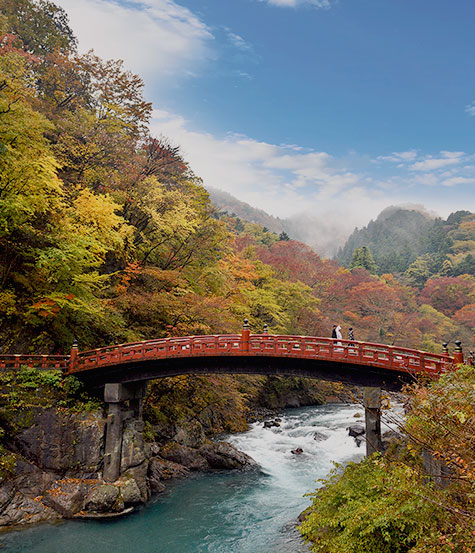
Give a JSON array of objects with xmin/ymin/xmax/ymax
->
[
  {"xmin": 173, "ymin": 420, "xmax": 206, "ymax": 448},
  {"xmin": 147, "ymin": 458, "xmax": 189, "ymax": 494},
  {"xmin": 117, "ymin": 479, "xmax": 143, "ymax": 506},
  {"xmin": 148, "ymin": 457, "xmax": 190, "ymax": 481},
  {"xmin": 42, "ymin": 479, "xmax": 94, "ymax": 518},
  {"xmin": 199, "ymin": 442, "xmax": 257, "ymax": 470},
  {"xmin": 347, "ymin": 424, "xmax": 365, "ymax": 438},
  {"xmin": 84, "ymin": 484, "xmax": 122, "ymax": 513},
  {"xmin": 159, "ymin": 443, "xmax": 208, "ymax": 471},
  {"xmin": 123, "ymin": 462, "xmax": 150, "ymax": 502}
]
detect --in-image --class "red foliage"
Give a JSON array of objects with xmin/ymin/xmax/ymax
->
[
  {"xmin": 256, "ymin": 240, "xmax": 339, "ymax": 294},
  {"xmin": 419, "ymin": 276, "xmax": 475, "ymax": 316},
  {"xmin": 453, "ymin": 303, "xmax": 475, "ymax": 329}
]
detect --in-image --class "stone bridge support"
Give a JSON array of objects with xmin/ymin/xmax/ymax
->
[
  {"xmin": 103, "ymin": 382, "xmax": 147, "ymax": 483},
  {"xmin": 363, "ymin": 387, "xmax": 382, "ymax": 456}
]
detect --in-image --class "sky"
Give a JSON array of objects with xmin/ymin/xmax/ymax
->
[{"xmin": 55, "ymin": 0, "xmax": 475, "ymax": 235}]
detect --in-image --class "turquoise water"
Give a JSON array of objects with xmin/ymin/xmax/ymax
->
[{"xmin": 0, "ymin": 404, "xmax": 366, "ymax": 553}]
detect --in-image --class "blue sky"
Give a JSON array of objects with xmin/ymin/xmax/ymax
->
[{"xmin": 56, "ymin": 0, "xmax": 474, "ymax": 234}]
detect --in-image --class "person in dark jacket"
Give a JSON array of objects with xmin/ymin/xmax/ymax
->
[
  {"xmin": 348, "ymin": 327, "xmax": 355, "ymax": 341},
  {"xmin": 331, "ymin": 325, "xmax": 337, "ymax": 339}
]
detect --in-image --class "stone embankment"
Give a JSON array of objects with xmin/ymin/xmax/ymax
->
[{"xmin": 0, "ymin": 408, "xmax": 256, "ymax": 528}]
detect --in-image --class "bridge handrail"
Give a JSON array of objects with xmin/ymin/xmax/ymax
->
[
  {"xmin": 67, "ymin": 334, "xmax": 453, "ymax": 376},
  {"xmin": 0, "ymin": 334, "xmax": 456, "ymax": 376},
  {"xmin": 0, "ymin": 354, "xmax": 69, "ymax": 370}
]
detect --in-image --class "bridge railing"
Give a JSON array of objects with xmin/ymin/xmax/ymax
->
[
  {"xmin": 67, "ymin": 334, "xmax": 454, "ymax": 377},
  {"xmin": 0, "ymin": 354, "xmax": 69, "ymax": 371}
]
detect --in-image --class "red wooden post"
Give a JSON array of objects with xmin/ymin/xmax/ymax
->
[
  {"xmin": 242, "ymin": 319, "xmax": 250, "ymax": 353},
  {"xmin": 69, "ymin": 340, "xmax": 78, "ymax": 371},
  {"xmin": 453, "ymin": 340, "xmax": 464, "ymax": 365}
]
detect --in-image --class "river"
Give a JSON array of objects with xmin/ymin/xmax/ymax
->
[{"xmin": 0, "ymin": 403, "xmax": 366, "ymax": 553}]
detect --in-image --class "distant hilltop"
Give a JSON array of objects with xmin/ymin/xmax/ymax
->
[
  {"xmin": 207, "ymin": 187, "xmax": 354, "ymax": 258},
  {"xmin": 207, "ymin": 187, "xmax": 474, "ymax": 278}
]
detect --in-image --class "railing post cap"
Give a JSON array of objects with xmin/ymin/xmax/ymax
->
[
  {"xmin": 454, "ymin": 340, "xmax": 462, "ymax": 350},
  {"xmin": 243, "ymin": 319, "xmax": 249, "ymax": 329},
  {"xmin": 72, "ymin": 339, "xmax": 78, "ymax": 348}
]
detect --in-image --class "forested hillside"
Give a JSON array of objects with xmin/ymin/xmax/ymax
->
[{"xmin": 337, "ymin": 206, "xmax": 475, "ymax": 280}]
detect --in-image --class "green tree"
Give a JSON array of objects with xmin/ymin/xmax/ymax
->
[{"xmin": 349, "ymin": 246, "xmax": 378, "ymax": 274}]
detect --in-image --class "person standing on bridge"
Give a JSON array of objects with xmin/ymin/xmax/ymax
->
[
  {"xmin": 348, "ymin": 327, "xmax": 355, "ymax": 341},
  {"xmin": 335, "ymin": 325, "xmax": 343, "ymax": 347},
  {"xmin": 331, "ymin": 325, "xmax": 337, "ymax": 339}
]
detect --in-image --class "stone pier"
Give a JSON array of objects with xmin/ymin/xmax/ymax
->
[
  {"xmin": 363, "ymin": 387, "xmax": 382, "ymax": 456},
  {"xmin": 103, "ymin": 382, "xmax": 147, "ymax": 483}
]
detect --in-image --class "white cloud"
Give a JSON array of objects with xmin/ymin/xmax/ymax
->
[
  {"xmin": 150, "ymin": 109, "xmax": 370, "ymax": 218},
  {"xmin": 376, "ymin": 150, "xmax": 418, "ymax": 163},
  {"xmin": 149, "ymin": 109, "xmax": 418, "ymax": 254},
  {"xmin": 227, "ymin": 32, "xmax": 252, "ymax": 51},
  {"xmin": 465, "ymin": 102, "xmax": 475, "ymax": 116},
  {"xmin": 151, "ymin": 110, "xmax": 475, "ymax": 229},
  {"xmin": 55, "ymin": 0, "xmax": 214, "ymax": 83},
  {"xmin": 409, "ymin": 151, "xmax": 464, "ymax": 171},
  {"xmin": 441, "ymin": 176, "xmax": 475, "ymax": 187}
]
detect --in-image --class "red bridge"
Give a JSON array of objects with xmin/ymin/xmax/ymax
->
[
  {"xmin": 1, "ymin": 323, "xmax": 468, "ymax": 481},
  {"xmin": 0, "ymin": 324, "xmax": 466, "ymax": 392}
]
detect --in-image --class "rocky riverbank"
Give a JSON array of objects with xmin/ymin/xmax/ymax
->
[
  {"xmin": 0, "ymin": 372, "xmax": 351, "ymax": 530},
  {"xmin": 0, "ymin": 407, "xmax": 257, "ymax": 529}
]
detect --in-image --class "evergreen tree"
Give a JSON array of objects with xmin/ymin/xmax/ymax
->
[
  {"xmin": 349, "ymin": 246, "xmax": 378, "ymax": 274},
  {"xmin": 278, "ymin": 231, "xmax": 290, "ymax": 241}
]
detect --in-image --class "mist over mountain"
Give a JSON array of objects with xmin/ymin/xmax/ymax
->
[
  {"xmin": 208, "ymin": 188, "xmax": 474, "ymax": 279},
  {"xmin": 208, "ymin": 187, "xmax": 356, "ymax": 257},
  {"xmin": 207, "ymin": 188, "xmax": 286, "ymax": 235}
]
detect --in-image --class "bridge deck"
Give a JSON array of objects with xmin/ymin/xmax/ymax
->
[
  {"xmin": 69, "ymin": 335, "xmax": 452, "ymax": 377},
  {"xmin": 0, "ymin": 335, "xmax": 455, "ymax": 379}
]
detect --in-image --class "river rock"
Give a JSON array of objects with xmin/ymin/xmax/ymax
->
[
  {"xmin": 347, "ymin": 424, "xmax": 365, "ymax": 438},
  {"xmin": 199, "ymin": 442, "xmax": 257, "ymax": 470},
  {"xmin": 263, "ymin": 420, "xmax": 280, "ymax": 428},
  {"xmin": 147, "ymin": 458, "xmax": 189, "ymax": 495},
  {"xmin": 42, "ymin": 479, "xmax": 91, "ymax": 518},
  {"xmin": 118, "ymin": 479, "xmax": 143, "ymax": 506},
  {"xmin": 313, "ymin": 431, "xmax": 327, "ymax": 442},
  {"xmin": 123, "ymin": 462, "xmax": 150, "ymax": 502},
  {"xmin": 173, "ymin": 420, "xmax": 206, "ymax": 448},
  {"xmin": 148, "ymin": 458, "xmax": 190, "ymax": 481},
  {"xmin": 159, "ymin": 443, "xmax": 209, "ymax": 471},
  {"xmin": 0, "ymin": 488, "xmax": 59, "ymax": 527},
  {"xmin": 84, "ymin": 484, "xmax": 122, "ymax": 513}
]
